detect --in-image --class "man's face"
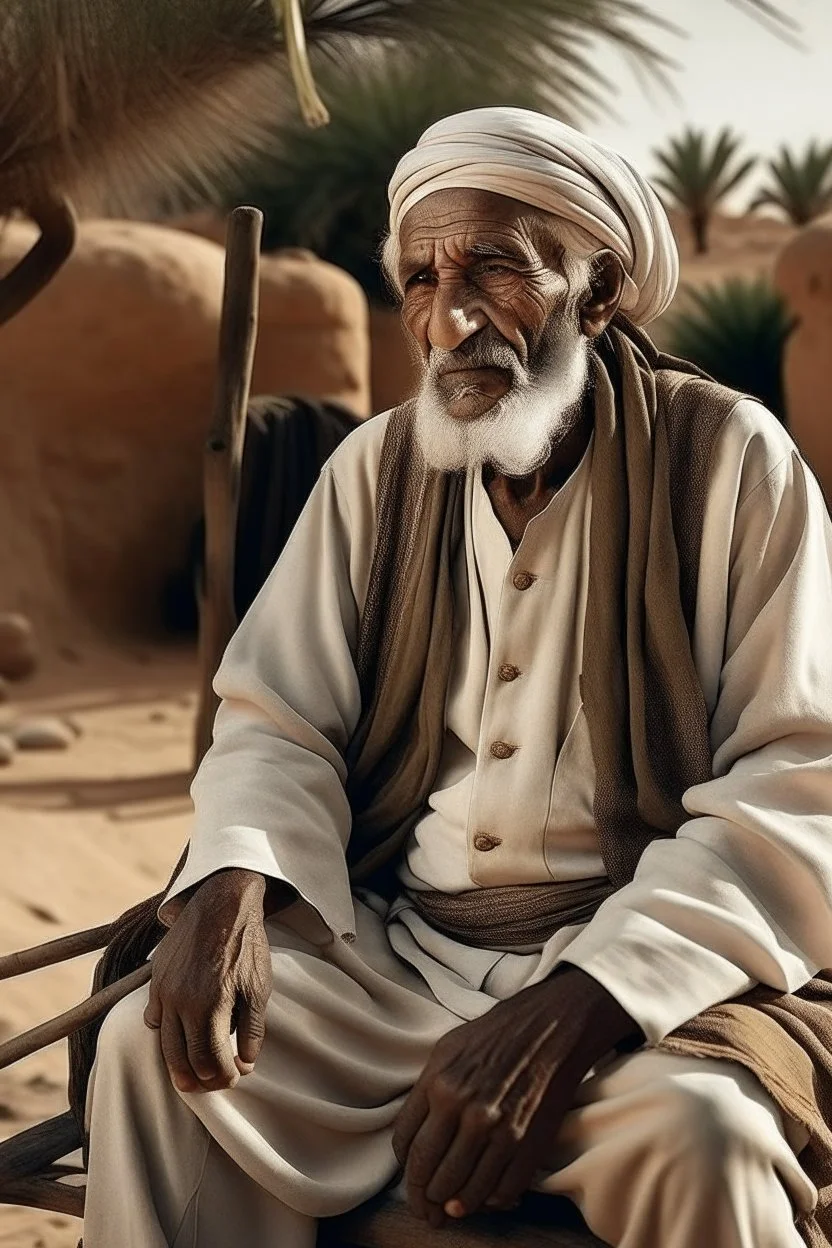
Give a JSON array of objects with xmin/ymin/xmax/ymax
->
[
  {"xmin": 397, "ymin": 187, "xmax": 576, "ymax": 424},
  {"xmin": 395, "ymin": 187, "xmax": 604, "ymax": 476}
]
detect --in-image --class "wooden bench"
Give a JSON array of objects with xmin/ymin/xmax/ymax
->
[
  {"xmin": 327, "ymin": 1192, "xmax": 605, "ymax": 1247},
  {"xmin": 0, "ymin": 1112, "xmax": 604, "ymax": 1246}
]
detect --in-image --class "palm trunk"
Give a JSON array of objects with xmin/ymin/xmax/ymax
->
[{"xmin": 691, "ymin": 209, "xmax": 709, "ymax": 255}]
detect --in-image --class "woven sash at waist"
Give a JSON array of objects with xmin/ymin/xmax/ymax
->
[{"xmin": 406, "ymin": 878, "xmax": 614, "ymax": 949}]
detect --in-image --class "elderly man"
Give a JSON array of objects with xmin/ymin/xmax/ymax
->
[{"xmin": 85, "ymin": 109, "xmax": 832, "ymax": 1248}]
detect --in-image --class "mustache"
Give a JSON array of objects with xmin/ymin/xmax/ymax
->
[{"xmin": 427, "ymin": 333, "xmax": 524, "ymax": 381}]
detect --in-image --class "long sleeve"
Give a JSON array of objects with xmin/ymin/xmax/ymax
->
[
  {"xmin": 160, "ymin": 416, "xmax": 387, "ymax": 941},
  {"xmin": 560, "ymin": 403, "xmax": 832, "ymax": 1044}
]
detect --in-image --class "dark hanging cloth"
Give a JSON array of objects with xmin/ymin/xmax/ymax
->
[
  {"xmin": 233, "ymin": 395, "xmax": 362, "ymax": 620},
  {"xmin": 161, "ymin": 395, "xmax": 362, "ymax": 634}
]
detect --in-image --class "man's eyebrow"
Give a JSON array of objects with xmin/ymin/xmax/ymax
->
[
  {"xmin": 467, "ymin": 242, "xmax": 530, "ymax": 262},
  {"xmin": 398, "ymin": 248, "xmax": 430, "ymax": 276},
  {"xmin": 396, "ymin": 239, "xmax": 531, "ymax": 276}
]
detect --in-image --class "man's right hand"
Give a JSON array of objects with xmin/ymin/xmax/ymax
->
[{"xmin": 143, "ymin": 867, "xmax": 279, "ymax": 1094}]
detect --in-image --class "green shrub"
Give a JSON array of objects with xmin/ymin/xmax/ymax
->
[{"xmin": 665, "ymin": 277, "xmax": 793, "ymax": 422}]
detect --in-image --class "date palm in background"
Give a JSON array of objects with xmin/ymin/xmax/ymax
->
[
  {"xmin": 651, "ymin": 128, "xmax": 757, "ymax": 256},
  {"xmin": 751, "ymin": 142, "xmax": 832, "ymax": 226}
]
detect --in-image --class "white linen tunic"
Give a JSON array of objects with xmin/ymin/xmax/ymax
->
[
  {"xmin": 165, "ymin": 398, "xmax": 832, "ymax": 1047},
  {"xmin": 84, "ymin": 396, "xmax": 832, "ymax": 1248}
]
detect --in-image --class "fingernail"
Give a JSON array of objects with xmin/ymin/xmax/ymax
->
[
  {"xmin": 237, "ymin": 1061, "xmax": 256, "ymax": 1076},
  {"xmin": 445, "ymin": 1200, "xmax": 465, "ymax": 1218}
]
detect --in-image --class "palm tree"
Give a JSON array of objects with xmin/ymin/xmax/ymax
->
[
  {"xmin": 0, "ymin": 0, "xmax": 678, "ymax": 323},
  {"xmin": 751, "ymin": 142, "xmax": 832, "ymax": 226},
  {"xmin": 652, "ymin": 128, "xmax": 756, "ymax": 255}
]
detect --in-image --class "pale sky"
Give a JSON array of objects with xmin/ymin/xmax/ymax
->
[{"xmin": 585, "ymin": 0, "xmax": 832, "ymax": 206}]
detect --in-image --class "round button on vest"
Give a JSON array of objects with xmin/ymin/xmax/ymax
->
[
  {"xmin": 490, "ymin": 740, "xmax": 516, "ymax": 760},
  {"xmin": 498, "ymin": 663, "xmax": 521, "ymax": 682},
  {"xmin": 513, "ymin": 571, "xmax": 535, "ymax": 591},
  {"xmin": 473, "ymin": 834, "xmax": 502, "ymax": 852}
]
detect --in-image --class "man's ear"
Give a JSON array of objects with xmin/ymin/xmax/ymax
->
[{"xmin": 579, "ymin": 250, "xmax": 626, "ymax": 338}]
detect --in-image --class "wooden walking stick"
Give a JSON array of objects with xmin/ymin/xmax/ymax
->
[{"xmin": 193, "ymin": 205, "xmax": 264, "ymax": 768}]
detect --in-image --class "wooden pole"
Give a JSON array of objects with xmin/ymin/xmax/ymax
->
[
  {"xmin": 0, "ymin": 1112, "xmax": 82, "ymax": 1180},
  {"xmin": 0, "ymin": 964, "xmax": 151, "ymax": 1070},
  {"xmin": 193, "ymin": 206, "xmax": 264, "ymax": 769},
  {"xmin": 0, "ymin": 194, "xmax": 76, "ymax": 326},
  {"xmin": 0, "ymin": 1175, "xmax": 84, "ymax": 1219},
  {"xmin": 0, "ymin": 1112, "xmax": 85, "ymax": 1219},
  {"xmin": 0, "ymin": 924, "xmax": 114, "ymax": 981}
]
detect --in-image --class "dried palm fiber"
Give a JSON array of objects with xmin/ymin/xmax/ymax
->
[{"xmin": 0, "ymin": 1, "xmax": 326, "ymax": 224}]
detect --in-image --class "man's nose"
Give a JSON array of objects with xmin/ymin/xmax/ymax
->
[{"xmin": 426, "ymin": 279, "xmax": 488, "ymax": 352}]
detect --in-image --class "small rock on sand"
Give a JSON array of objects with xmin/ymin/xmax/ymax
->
[
  {"xmin": 13, "ymin": 718, "xmax": 74, "ymax": 751},
  {"xmin": 0, "ymin": 613, "xmax": 38, "ymax": 681}
]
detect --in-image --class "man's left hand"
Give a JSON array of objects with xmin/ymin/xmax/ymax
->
[{"xmin": 392, "ymin": 965, "xmax": 642, "ymax": 1226}]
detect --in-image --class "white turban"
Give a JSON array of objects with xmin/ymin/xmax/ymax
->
[{"xmin": 387, "ymin": 107, "xmax": 678, "ymax": 326}]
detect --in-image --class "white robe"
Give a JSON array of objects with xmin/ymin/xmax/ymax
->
[
  {"xmin": 168, "ymin": 397, "xmax": 832, "ymax": 1045},
  {"xmin": 83, "ymin": 396, "xmax": 832, "ymax": 1248}
]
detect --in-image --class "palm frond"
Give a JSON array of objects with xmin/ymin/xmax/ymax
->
[
  {"xmin": 651, "ymin": 127, "xmax": 755, "ymax": 251},
  {"xmin": 714, "ymin": 154, "xmax": 758, "ymax": 199},
  {"xmin": 726, "ymin": 0, "xmax": 803, "ymax": 46},
  {"xmin": 0, "ymin": 0, "xmax": 674, "ymax": 217},
  {"xmin": 750, "ymin": 140, "xmax": 832, "ymax": 225}
]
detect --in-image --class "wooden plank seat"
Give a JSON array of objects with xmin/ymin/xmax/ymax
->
[
  {"xmin": 325, "ymin": 1192, "xmax": 607, "ymax": 1248},
  {"xmin": 0, "ymin": 1113, "xmax": 85, "ymax": 1219},
  {"xmin": 0, "ymin": 1115, "xmax": 604, "ymax": 1246}
]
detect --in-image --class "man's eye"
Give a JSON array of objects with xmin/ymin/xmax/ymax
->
[
  {"xmin": 404, "ymin": 270, "xmax": 433, "ymax": 287},
  {"xmin": 479, "ymin": 262, "xmax": 513, "ymax": 275}
]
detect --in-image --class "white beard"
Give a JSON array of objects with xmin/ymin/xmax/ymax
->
[{"xmin": 412, "ymin": 333, "xmax": 591, "ymax": 477}]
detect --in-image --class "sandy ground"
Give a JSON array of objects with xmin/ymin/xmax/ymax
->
[{"xmin": 0, "ymin": 644, "xmax": 199, "ymax": 1247}]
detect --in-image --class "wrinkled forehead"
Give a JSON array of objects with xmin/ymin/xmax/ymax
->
[{"xmin": 397, "ymin": 187, "xmax": 565, "ymax": 267}]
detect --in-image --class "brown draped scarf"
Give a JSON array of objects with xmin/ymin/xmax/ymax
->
[
  {"xmin": 346, "ymin": 318, "xmax": 721, "ymax": 882},
  {"xmin": 343, "ymin": 317, "xmax": 832, "ymax": 1246}
]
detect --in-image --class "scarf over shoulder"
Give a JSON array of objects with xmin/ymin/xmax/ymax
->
[{"xmin": 344, "ymin": 317, "xmax": 832, "ymax": 1247}]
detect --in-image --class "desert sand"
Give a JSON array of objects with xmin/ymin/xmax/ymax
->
[
  {"xmin": 0, "ymin": 643, "xmax": 198, "ymax": 1247},
  {"xmin": 0, "ymin": 207, "xmax": 798, "ymax": 1246}
]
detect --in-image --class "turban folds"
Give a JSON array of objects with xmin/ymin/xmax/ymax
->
[{"xmin": 387, "ymin": 107, "xmax": 678, "ymax": 326}]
